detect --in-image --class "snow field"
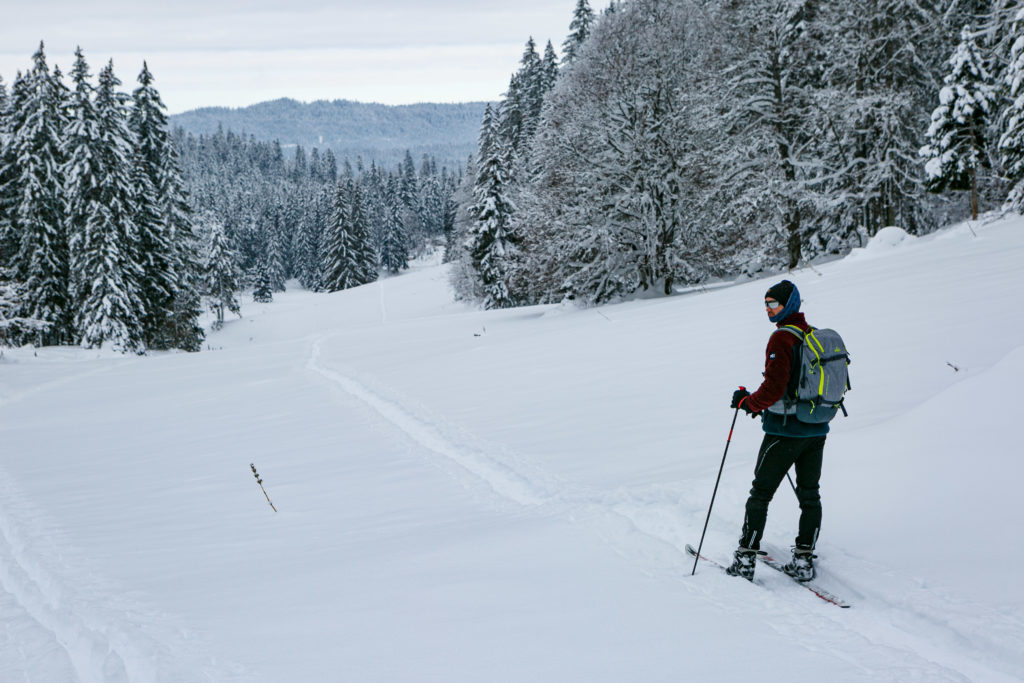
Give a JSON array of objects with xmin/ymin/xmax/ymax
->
[{"xmin": 1, "ymin": 215, "xmax": 1023, "ymax": 681}]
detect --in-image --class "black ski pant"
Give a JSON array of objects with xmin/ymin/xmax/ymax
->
[{"xmin": 738, "ymin": 434, "xmax": 825, "ymax": 551}]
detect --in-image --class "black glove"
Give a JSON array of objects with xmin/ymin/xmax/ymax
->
[
  {"xmin": 731, "ymin": 388, "xmax": 760, "ymax": 418},
  {"xmin": 730, "ymin": 388, "xmax": 750, "ymax": 409}
]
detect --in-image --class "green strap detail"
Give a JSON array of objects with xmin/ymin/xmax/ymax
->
[{"xmin": 805, "ymin": 329, "xmax": 826, "ymax": 398}]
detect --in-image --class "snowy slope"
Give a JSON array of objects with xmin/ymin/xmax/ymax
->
[{"xmin": 1, "ymin": 217, "xmax": 1023, "ymax": 682}]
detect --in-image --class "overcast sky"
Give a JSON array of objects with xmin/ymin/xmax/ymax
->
[{"xmin": 1, "ymin": 1, "xmax": 580, "ymax": 114}]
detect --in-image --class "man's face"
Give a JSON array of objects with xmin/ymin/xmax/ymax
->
[{"xmin": 765, "ymin": 298, "xmax": 783, "ymax": 317}]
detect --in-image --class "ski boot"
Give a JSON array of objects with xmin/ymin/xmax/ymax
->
[
  {"xmin": 782, "ymin": 546, "xmax": 816, "ymax": 582},
  {"xmin": 725, "ymin": 547, "xmax": 757, "ymax": 581}
]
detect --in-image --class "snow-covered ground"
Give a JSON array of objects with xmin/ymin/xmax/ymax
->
[{"xmin": 1, "ymin": 217, "xmax": 1022, "ymax": 682}]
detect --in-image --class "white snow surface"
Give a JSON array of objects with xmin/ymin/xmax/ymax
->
[{"xmin": 1, "ymin": 216, "xmax": 1023, "ymax": 682}]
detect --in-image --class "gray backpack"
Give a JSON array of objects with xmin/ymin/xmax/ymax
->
[{"xmin": 767, "ymin": 326, "xmax": 851, "ymax": 424}]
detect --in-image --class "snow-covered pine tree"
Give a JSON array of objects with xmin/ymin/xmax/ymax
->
[
  {"xmin": 0, "ymin": 74, "xmax": 8, "ymax": 188},
  {"xmin": 276, "ymin": 194, "xmax": 300, "ymax": 280},
  {"xmin": 293, "ymin": 145, "xmax": 308, "ymax": 184},
  {"xmin": 398, "ymin": 151, "xmax": 418, "ymax": 214},
  {"xmin": 64, "ymin": 48, "xmax": 102, "ymax": 321},
  {"xmin": 397, "ymin": 150, "xmax": 422, "ymax": 249},
  {"xmin": 361, "ymin": 161, "xmax": 388, "ymax": 252},
  {"xmin": 265, "ymin": 221, "xmax": 286, "ymax": 292},
  {"xmin": 129, "ymin": 61, "xmax": 204, "ymax": 349},
  {"xmin": 129, "ymin": 143, "xmax": 170, "ymax": 326},
  {"xmin": 380, "ymin": 177, "xmax": 409, "ymax": 274},
  {"xmin": 322, "ymin": 177, "xmax": 360, "ymax": 291},
  {"xmin": 520, "ymin": 38, "xmax": 548, "ymax": 144},
  {"xmin": 469, "ymin": 116, "xmax": 517, "ymax": 309},
  {"xmin": 541, "ymin": 41, "xmax": 559, "ymax": 95},
  {"xmin": 417, "ymin": 172, "xmax": 445, "ymax": 237},
  {"xmin": 562, "ymin": 0, "xmax": 595, "ymax": 66},
  {"xmin": 166, "ymin": 228, "xmax": 205, "ymax": 351},
  {"xmin": 967, "ymin": 0, "xmax": 1014, "ymax": 70},
  {"xmin": 922, "ymin": 26, "xmax": 998, "ymax": 220},
  {"xmin": 0, "ymin": 277, "xmax": 20, "ymax": 343},
  {"xmin": 419, "ymin": 153, "xmax": 433, "ymax": 181},
  {"xmin": 477, "ymin": 104, "xmax": 496, "ymax": 162},
  {"xmin": 252, "ymin": 258, "xmax": 273, "ymax": 302},
  {"xmin": 498, "ymin": 39, "xmax": 541, "ymax": 155},
  {"xmin": 295, "ymin": 186, "xmax": 330, "ymax": 290},
  {"xmin": 203, "ymin": 214, "xmax": 241, "ymax": 329},
  {"xmin": 321, "ymin": 148, "xmax": 338, "ymax": 184},
  {"xmin": 358, "ymin": 169, "xmax": 385, "ymax": 281},
  {"xmin": 0, "ymin": 73, "xmax": 20, "ymax": 271},
  {"xmin": 309, "ymin": 147, "xmax": 323, "ymax": 183},
  {"xmin": 442, "ymin": 163, "xmax": 465, "ymax": 264},
  {"xmin": 233, "ymin": 201, "xmax": 266, "ymax": 282},
  {"xmin": 999, "ymin": 7, "xmax": 1024, "ymax": 210},
  {"xmin": 0, "ymin": 277, "xmax": 50, "ymax": 345},
  {"xmin": 6, "ymin": 44, "xmax": 73, "ymax": 345},
  {"xmin": 127, "ymin": 62, "xmax": 181, "ymax": 348},
  {"xmin": 74, "ymin": 60, "xmax": 147, "ymax": 353},
  {"xmin": 448, "ymin": 163, "xmax": 486, "ymax": 300},
  {"xmin": 350, "ymin": 181, "xmax": 378, "ymax": 284}
]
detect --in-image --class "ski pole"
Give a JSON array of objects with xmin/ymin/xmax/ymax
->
[{"xmin": 692, "ymin": 387, "xmax": 744, "ymax": 576}]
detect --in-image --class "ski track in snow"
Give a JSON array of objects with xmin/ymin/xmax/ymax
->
[
  {"xmin": 0, "ymin": 469, "xmax": 243, "ymax": 683},
  {"xmin": 0, "ymin": 480, "xmax": 134, "ymax": 682},
  {"xmin": 308, "ymin": 338, "xmax": 552, "ymax": 508},
  {"xmin": 307, "ymin": 334, "xmax": 1024, "ymax": 683}
]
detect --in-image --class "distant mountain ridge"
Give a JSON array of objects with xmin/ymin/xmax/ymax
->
[{"xmin": 169, "ymin": 98, "xmax": 490, "ymax": 170}]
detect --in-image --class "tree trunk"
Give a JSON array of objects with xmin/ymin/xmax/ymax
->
[
  {"xmin": 970, "ymin": 165, "xmax": 979, "ymax": 220},
  {"xmin": 786, "ymin": 204, "xmax": 802, "ymax": 269}
]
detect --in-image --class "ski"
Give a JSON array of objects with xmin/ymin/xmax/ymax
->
[
  {"xmin": 686, "ymin": 544, "xmax": 851, "ymax": 608},
  {"xmin": 758, "ymin": 550, "xmax": 851, "ymax": 608},
  {"xmin": 685, "ymin": 543, "xmax": 731, "ymax": 572}
]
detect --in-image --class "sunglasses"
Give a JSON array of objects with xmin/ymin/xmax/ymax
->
[{"xmin": 765, "ymin": 300, "xmax": 782, "ymax": 309}]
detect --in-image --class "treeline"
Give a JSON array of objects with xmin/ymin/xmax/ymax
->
[
  {"xmin": 0, "ymin": 44, "xmax": 203, "ymax": 352},
  {"xmin": 0, "ymin": 42, "xmax": 463, "ymax": 351},
  {"xmin": 452, "ymin": 0, "xmax": 1024, "ymax": 308},
  {"xmin": 170, "ymin": 98, "xmax": 487, "ymax": 171},
  {"xmin": 172, "ymin": 127, "xmax": 461, "ymax": 305}
]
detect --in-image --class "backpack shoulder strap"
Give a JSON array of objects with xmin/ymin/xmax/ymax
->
[
  {"xmin": 768, "ymin": 326, "xmax": 805, "ymax": 406},
  {"xmin": 774, "ymin": 325, "xmax": 805, "ymax": 341}
]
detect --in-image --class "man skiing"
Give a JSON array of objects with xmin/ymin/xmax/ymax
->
[{"xmin": 726, "ymin": 280, "xmax": 825, "ymax": 582}]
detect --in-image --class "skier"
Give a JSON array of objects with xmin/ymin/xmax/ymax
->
[{"xmin": 726, "ymin": 280, "xmax": 825, "ymax": 582}]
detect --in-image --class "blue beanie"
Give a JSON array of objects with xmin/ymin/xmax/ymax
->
[{"xmin": 766, "ymin": 280, "xmax": 800, "ymax": 323}]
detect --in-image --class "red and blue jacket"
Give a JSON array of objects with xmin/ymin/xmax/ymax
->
[{"xmin": 745, "ymin": 312, "xmax": 829, "ymax": 438}]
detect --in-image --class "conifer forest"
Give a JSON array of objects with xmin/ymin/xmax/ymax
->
[
  {"xmin": 3, "ymin": 0, "xmax": 1024, "ymax": 351},
  {"xmin": 453, "ymin": 0, "xmax": 1024, "ymax": 307}
]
